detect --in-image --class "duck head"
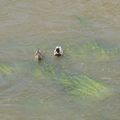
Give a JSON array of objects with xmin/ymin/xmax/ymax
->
[{"xmin": 54, "ymin": 46, "xmax": 63, "ymax": 56}]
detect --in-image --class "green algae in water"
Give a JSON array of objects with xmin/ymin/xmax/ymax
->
[
  {"xmin": 60, "ymin": 74, "xmax": 108, "ymax": 98},
  {"xmin": 67, "ymin": 42, "xmax": 119, "ymax": 62},
  {"xmin": 34, "ymin": 60, "xmax": 59, "ymax": 79},
  {"xmin": 0, "ymin": 63, "xmax": 14, "ymax": 74},
  {"xmin": 34, "ymin": 68, "xmax": 43, "ymax": 80},
  {"xmin": 36, "ymin": 61, "xmax": 109, "ymax": 98},
  {"xmin": 32, "ymin": 57, "xmax": 110, "ymax": 100}
]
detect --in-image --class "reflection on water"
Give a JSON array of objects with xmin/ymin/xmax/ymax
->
[{"xmin": 0, "ymin": 0, "xmax": 120, "ymax": 120}]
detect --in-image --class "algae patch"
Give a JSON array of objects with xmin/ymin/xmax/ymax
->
[
  {"xmin": 34, "ymin": 68, "xmax": 43, "ymax": 80},
  {"xmin": 0, "ymin": 63, "xmax": 14, "ymax": 74},
  {"xmin": 67, "ymin": 42, "xmax": 119, "ymax": 62},
  {"xmin": 60, "ymin": 74, "xmax": 108, "ymax": 98},
  {"xmin": 32, "ymin": 54, "xmax": 111, "ymax": 99}
]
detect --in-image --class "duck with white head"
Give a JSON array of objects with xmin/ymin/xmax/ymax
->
[{"xmin": 54, "ymin": 46, "xmax": 63, "ymax": 57}]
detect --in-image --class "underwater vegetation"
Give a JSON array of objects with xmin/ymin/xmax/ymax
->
[
  {"xmin": 0, "ymin": 41, "xmax": 114, "ymax": 100},
  {"xmin": 0, "ymin": 63, "xmax": 14, "ymax": 75},
  {"xmin": 34, "ymin": 60, "xmax": 109, "ymax": 99},
  {"xmin": 60, "ymin": 73, "xmax": 108, "ymax": 98},
  {"xmin": 34, "ymin": 60, "xmax": 57, "ymax": 80},
  {"xmin": 67, "ymin": 42, "xmax": 120, "ymax": 62}
]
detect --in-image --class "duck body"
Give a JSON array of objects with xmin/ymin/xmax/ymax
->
[
  {"xmin": 35, "ymin": 50, "xmax": 43, "ymax": 61},
  {"xmin": 54, "ymin": 46, "xmax": 63, "ymax": 56}
]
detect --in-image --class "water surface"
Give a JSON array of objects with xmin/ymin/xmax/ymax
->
[{"xmin": 0, "ymin": 0, "xmax": 120, "ymax": 120}]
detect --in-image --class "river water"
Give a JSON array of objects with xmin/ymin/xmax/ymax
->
[{"xmin": 0, "ymin": 0, "xmax": 120, "ymax": 120}]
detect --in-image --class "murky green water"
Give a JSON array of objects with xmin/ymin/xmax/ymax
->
[{"xmin": 0, "ymin": 0, "xmax": 120, "ymax": 120}]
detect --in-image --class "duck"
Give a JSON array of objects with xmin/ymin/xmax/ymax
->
[
  {"xmin": 34, "ymin": 49, "xmax": 43, "ymax": 61},
  {"xmin": 54, "ymin": 46, "xmax": 63, "ymax": 56}
]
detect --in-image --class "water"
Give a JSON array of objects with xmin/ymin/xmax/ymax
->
[{"xmin": 0, "ymin": 0, "xmax": 120, "ymax": 120}]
